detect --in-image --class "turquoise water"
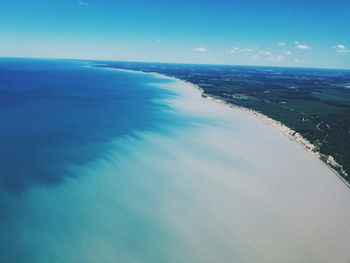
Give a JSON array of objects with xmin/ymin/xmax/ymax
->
[{"xmin": 1, "ymin": 59, "xmax": 350, "ymax": 262}]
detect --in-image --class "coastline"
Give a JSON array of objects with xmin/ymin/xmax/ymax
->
[
  {"xmin": 100, "ymin": 66, "xmax": 350, "ymax": 189},
  {"xmin": 201, "ymin": 94, "xmax": 350, "ymax": 189},
  {"xmin": 3, "ymin": 61, "xmax": 350, "ymax": 263}
]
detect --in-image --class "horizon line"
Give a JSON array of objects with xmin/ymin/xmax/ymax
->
[{"xmin": 1, "ymin": 56, "xmax": 350, "ymax": 72}]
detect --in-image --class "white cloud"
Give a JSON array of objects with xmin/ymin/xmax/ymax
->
[
  {"xmin": 278, "ymin": 42, "xmax": 286, "ymax": 46},
  {"xmin": 228, "ymin": 47, "xmax": 240, "ymax": 54},
  {"xmin": 275, "ymin": 55, "xmax": 284, "ymax": 62},
  {"xmin": 337, "ymin": 49, "xmax": 350, "ymax": 53},
  {"xmin": 249, "ymin": 54, "xmax": 259, "ymax": 61},
  {"xmin": 155, "ymin": 39, "xmax": 161, "ymax": 42},
  {"xmin": 240, "ymin": 48, "xmax": 254, "ymax": 53},
  {"xmin": 194, "ymin": 47, "xmax": 207, "ymax": 52},
  {"xmin": 284, "ymin": 51, "xmax": 292, "ymax": 55},
  {"xmin": 227, "ymin": 47, "xmax": 257, "ymax": 54},
  {"xmin": 332, "ymin": 44, "xmax": 350, "ymax": 53},
  {"xmin": 296, "ymin": 44, "xmax": 311, "ymax": 49},
  {"xmin": 78, "ymin": 0, "xmax": 88, "ymax": 5},
  {"xmin": 266, "ymin": 55, "xmax": 284, "ymax": 62},
  {"xmin": 294, "ymin": 58, "xmax": 301, "ymax": 63},
  {"xmin": 294, "ymin": 41, "xmax": 300, "ymax": 45},
  {"xmin": 260, "ymin": 50, "xmax": 272, "ymax": 56}
]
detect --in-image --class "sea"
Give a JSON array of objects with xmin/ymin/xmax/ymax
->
[{"xmin": 0, "ymin": 58, "xmax": 349, "ymax": 263}]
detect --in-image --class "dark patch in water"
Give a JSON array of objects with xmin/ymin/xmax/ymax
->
[{"xmin": 0, "ymin": 58, "xmax": 172, "ymax": 192}]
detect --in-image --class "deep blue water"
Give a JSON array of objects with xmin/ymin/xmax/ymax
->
[
  {"xmin": 0, "ymin": 58, "xmax": 173, "ymax": 192},
  {"xmin": 1, "ymin": 58, "xmax": 349, "ymax": 263}
]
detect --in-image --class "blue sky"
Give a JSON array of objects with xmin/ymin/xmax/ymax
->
[{"xmin": 0, "ymin": 0, "xmax": 349, "ymax": 68}]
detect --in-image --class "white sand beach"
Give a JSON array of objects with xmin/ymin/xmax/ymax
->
[{"xmin": 2, "ymin": 69, "xmax": 349, "ymax": 263}]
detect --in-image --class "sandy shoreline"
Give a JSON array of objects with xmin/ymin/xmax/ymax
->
[{"xmin": 101, "ymin": 66, "xmax": 350, "ymax": 189}]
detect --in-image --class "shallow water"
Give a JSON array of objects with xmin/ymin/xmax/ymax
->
[{"xmin": 1, "ymin": 59, "xmax": 349, "ymax": 262}]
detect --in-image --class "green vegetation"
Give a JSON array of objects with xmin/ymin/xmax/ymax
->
[{"xmin": 98, "ymin": 62, "xmax": 350, "ymax": 185}]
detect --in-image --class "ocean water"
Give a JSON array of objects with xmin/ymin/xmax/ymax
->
[{"xmin": 0, "ymin": 58, "xmax": 349, "ymax": 263}]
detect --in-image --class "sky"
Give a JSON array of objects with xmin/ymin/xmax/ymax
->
[{"xmin": 0, "ymin": 0, "xmax": 349, "ymax": 69}]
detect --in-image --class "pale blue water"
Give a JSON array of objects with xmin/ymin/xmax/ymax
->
[{"xmin": 1, "ymin": 58, "xmax": 349, "ymax": 263}]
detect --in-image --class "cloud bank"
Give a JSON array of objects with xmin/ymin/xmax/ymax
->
[{"xmin": 194, "ymin": 47, "xmax": 207, "ymax": 52}]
